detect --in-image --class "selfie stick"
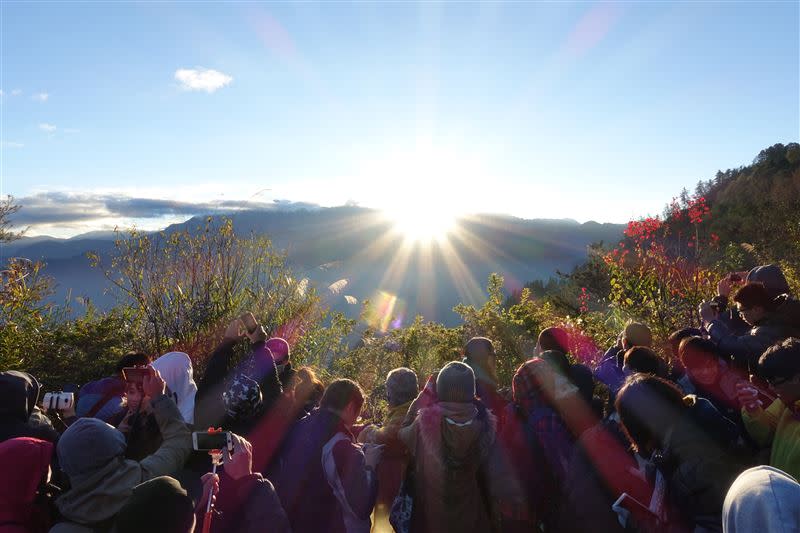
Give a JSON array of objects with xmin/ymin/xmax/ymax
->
[{"xmin": 202, "ymin": 428, "xmax": 225, "ymax": 533}]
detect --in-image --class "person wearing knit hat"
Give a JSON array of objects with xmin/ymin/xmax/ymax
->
[
  {"xmin": 357, "ymin": 367, "xmax": 419, "ymax": 533},
  {"xmin": 266, "ymin": 337, "xmax": 296, "ymax": 391},
  {"xmin": 112, "ymin": 476, "xmax": 195, "ymax": 533},
  {"xmin": 52, "ymin": 370, "xmax": 191, "ymax": 531},
  {"xmin": 398, "ymin": 361, "xmax": 516, "ymax": 533},
  {"xmin": 622, "ymin": 322, "xmax": 653, "ymax": 349},
  {"xmin": 385, "ymin": 367, "xmax": 419, "ymax": 408},
  {"xmin": 436, "ymin": 361, "xmax": 476, "ymax": 403}
]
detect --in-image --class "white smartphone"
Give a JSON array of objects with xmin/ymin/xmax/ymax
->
[{"xmin": 192, "ymin": 431, "xmax": 233, "ymax": 452}]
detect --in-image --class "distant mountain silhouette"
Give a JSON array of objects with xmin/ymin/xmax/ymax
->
[{"xmin": 2, "ymin": 207, "xmax": 624, "ymax": 325}]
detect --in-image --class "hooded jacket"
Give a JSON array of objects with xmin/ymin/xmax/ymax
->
[
  {"xmin": 0, "ymin": 372, "xmax": 59, "ymax": 444},
  {"xmin": 0, "ymin": 437, "xmax": 54, "ymax": 533},
  {"xmin": 52, "ymin": 394, "xmax": 191, "ymax": 530},
  {"xmin": 723, "ymin": 466, "xmax": 800, "ymax": 533},
  {"xmin": 151, "ymin": 352, "xmax": 197, "ymax": 425},
  {"xmin": 198, "ymin": 471, "xmax": 290, "ymax": 533},
  {"xmin": 399, "ymin": 402, "xmax": 500, "ymax": 533}
]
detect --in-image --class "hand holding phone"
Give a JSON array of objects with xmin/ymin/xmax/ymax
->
[
  {"xmin": 122, "ymin": 366, "xmax": 156, "ymax": 384},
  {"xmin": 192, "ymin": 430, "xmax": 234, "ymax": 452}
]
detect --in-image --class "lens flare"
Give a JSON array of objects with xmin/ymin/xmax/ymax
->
[{"xmin": 366, "ymin": 291, "xmax": 406, "ymax": 332}]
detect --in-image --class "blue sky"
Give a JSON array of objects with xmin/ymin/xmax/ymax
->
[{"xmin": 1, "ymin": 1, "xmax": 798, "ymax": 236}]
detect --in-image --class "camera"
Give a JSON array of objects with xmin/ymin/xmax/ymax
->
[{"xmin": 41, "ymin": 392, "xmax": 75, "ymax": 412}]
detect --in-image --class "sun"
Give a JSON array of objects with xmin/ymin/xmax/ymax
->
[{"xmin": 385, "ymin": 205, "xmax": 458, "ymax": 243}]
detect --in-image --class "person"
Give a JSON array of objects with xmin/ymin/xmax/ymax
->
[
  {"xmin": 595, "ymin": 322, "xmax": 653, "ymax": 396},
  {"xmin": 0, "ymin": 437, "xmax": 57, "ymax": 533},
  {"xmin": 117, "ymin": 377, "xmax": 162, "ymax": 461},
  {"xmin": 712, "ymin": 266, "xmax": 793, "ymax": 338},
  {"xmin": 702, "ymin": 282, "xmax": 796, "ymax": 375},
  {"xmin": 0, "ymin": 371, "xmax": 59, "ymax": 444},
  {"xmin": 195, "ymin": 315, "xmax": 286, "ymax": 475},
  {"xmin": 292, "ymin": 366, "xmax": 324, "ymax": 418},
  {"xmin": 616, "ymin": 374, "xmax": 744, "ymax": 531},
  {"xmin": 737, "ymin": 338, "xmax": 800, "ymax": 479},
  {"xmin": 358, "ymin": 367, "xmax": 419, "ymax": 533},
  {"xmin": 399, "ymin": 361, "xmax": 511, "ymax": 533},
  {"xmin": 111, "ymin": 476, "xmax": 196, "ymax": 533},
  {"xmin": 195, "ymin": 434, "xmax": 290, "ymax": 533},
  {"xmin": 462, "ymin": 337, "xmax": 508, "ymax": 424},
  {"xmin": 275, "ymin": 379, "xmax": 381, "ymax": 533},
  {"xmin": 151, "ymin": 352, "xmax": 197, "ymax": 425},
  {"xmin": 499, "ymin": 359, "xmax": 575, "ymax": 530},
  {"xmin": 51, "ymin": 369, "xmax": 191, "ymax": 532},
  {"xmin": 266, "ymin": 337, "xmax": 296, "ymax": 392},
  {"xmin": 722, "ymin": 465, "xmax": 800, "ymax": 533},
  {"xmin": 667, "ymin": 328, "xmax": 704, "ymax": 394},
  {"xmin": 679, "ymin": 337, "xmax": 743, "ymax": 429}
]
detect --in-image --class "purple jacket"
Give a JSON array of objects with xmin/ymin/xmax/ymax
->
[{"xmin": 274, "ymin": 408, "xmax": 378, "ymax": 533}]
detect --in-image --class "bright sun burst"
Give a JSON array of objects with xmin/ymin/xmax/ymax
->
[
  {"xmin": 385, "ymin": 206, "xmax": 458, "ymax": 243},
  {"xmin": 367, "ymin": 146, "xmax": 482, "ymax": 243}
]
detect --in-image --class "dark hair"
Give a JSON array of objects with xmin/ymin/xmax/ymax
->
[
  {"xmin": 734, "ymin": 282, "xmax": 776, "ymax": 312},
  {"xmin": 320, "ymin": 379, "xmax": 364, "ymax": 413},
  {"xmin": 678, "ymin": 336, "xmax": 719, "ymax": 369},
  {"xmin": 623, "ymin": 347, "xmax": 668, "ymax": 378},
  {"xmin": 538, "ymin": 327, "xmax": 569, "ymax": 354},
  {"xmin": 668, "ymin": 328, "xmax": 704, "ymax": 358},
  {"xmin": 115, "ymin": 352, "xmax": 151, "ymax": 375},
  {"xmin": 464, "ymin": 337, "xmax": 494, "ymax": 361},
  {"xmin": 615, "ymin": 374, "xmax": 686, "ymax": 452},
  {"xmin": 757, "ymin": 338, "xmax": 800, "ymax": 382}
]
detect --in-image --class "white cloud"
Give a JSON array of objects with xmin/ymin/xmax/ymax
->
[
  {"xmin": 11, "ymin": 89, "xmax": 22, "ymax": 96},
  {"xmin": 32, "ymin": 92, "xmax": 49, "ymax": 102},
  {"xmin": 174, "ymin": 67, "xmax": 233, "ymax": 93},
  {"xmin": 39, "ymin": 123, "xmax": 57, "ymax": 132},
  {"xmin": 1, "ymin": 141, "xmax": 24, "ymax": 148}
]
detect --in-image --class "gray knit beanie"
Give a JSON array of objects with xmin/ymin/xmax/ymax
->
[
  {"xmin": 436, "ymin": 362, "xmax": 476, "ymax": 403},
  {"xmin": 385, "ymin": 367, "xmax": 419, "ymax": 407}
]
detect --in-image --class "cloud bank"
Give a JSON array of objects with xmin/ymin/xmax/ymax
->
[
  {"xmin": 174, "ymin": 68, "xmax": 233, "ymax": 93},
  {"xmin": 9, "ymin": 192, "xmax": 320, "ymax": 226}
]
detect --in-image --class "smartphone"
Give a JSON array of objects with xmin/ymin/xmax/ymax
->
[
  {"xmin": 613, "ymin": 493, "xmax": 659, "ymax": 520},
  {"xmin": 240, "ymin": 313, "xmax": 258, "ymax": 334},
  {"xmin": 41, "ymin": 392, "xmax": 75, "ymax": 411},
  {"xmin": 192, "ymin": 431, "xmax": 233, "ymax": 452},
  {"xmin": 122, "ymin": 367, "xmax": 155, "ymax": 383}
]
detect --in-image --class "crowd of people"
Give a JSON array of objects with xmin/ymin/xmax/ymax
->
[{"xmin": 2, "ymin": 264, "xmax": 800, "ymax": 532}]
